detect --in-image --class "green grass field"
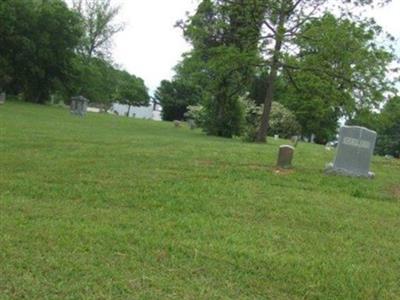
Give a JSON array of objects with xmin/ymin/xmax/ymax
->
[{"xmin": 1, "ymin": 101, "xmax": 399, "ymax": 299}]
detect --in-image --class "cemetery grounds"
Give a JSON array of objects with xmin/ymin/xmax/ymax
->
[{"xmin": 0, "ymin": 102, "xmax": 399, "ymax": 299}]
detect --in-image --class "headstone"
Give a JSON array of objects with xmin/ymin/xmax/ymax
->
[
  {"xmin": 174, "ymin": 120, "xmax": 181, "ymax": 128},
  {"xmin": 325, "ymin": 142, "xmax": 332, "ymax": 151},
  {"xmin": 277, "ymin": 145, "xmax": 295, "ymax": 169},
  {"xmin": 325, "ymin": 126, "xmax": 377, "ymax": 178},
  {"xmin": 310, "ymin": 133, "xmax": 316, "ymax": 143},
  {"xmin": 187, "ymin": 119, "xmax": 196, "ymax": 130},
  {"xmin": 291, "ymin": 136, "xmax": 299, "ymax": 147},
  {"xmin": 274, "ymin": 134, "xmax": 279, "ymax": 140},
  {"xmin": 0, "ymin": 92, "xmax": 5, "ymax": 105},
  {"xmin": 70, "ymin": 96, "xmax": 89, "ymax": 116}
]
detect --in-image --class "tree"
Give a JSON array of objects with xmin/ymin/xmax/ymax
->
[
  {"xmin": 377, "ymin": 96, "xmax": 400, "ymax": 157},
  {"xmin": 154, "ymin": 79, "xmax": 202, "ymax": 121},
  {"xmin": 274, "ymin": 13, "xmax": 395, "ymax": 142},
  {"xmin": 73, "ymin": 57, "xmax": 117, "ymax": 110},
  {"xmin": 72, "ymin": 0, "xmax": 124, "ymax": 59},
  {"xmin": 114, "ymin": 70, "xmax": 150, "ymax": 116},
  {"xmin": 0, "ymin": 0, "xmax": 82, "ymax": 103},
  {"xmin": 351, "ymin": 96, "xmax": 400, "ymax": 157},
  {"xmin": 252, "ymin": 0, "xmax": 395, "ymax": 142},
  {"xmin": 176, "ymin": 0, "xmax": 265, "ymax": 137}
]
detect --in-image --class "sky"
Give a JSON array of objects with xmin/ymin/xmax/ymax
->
[{"xmin": 111, "ymin": 0, "xmax": 400, "ymax": 93}]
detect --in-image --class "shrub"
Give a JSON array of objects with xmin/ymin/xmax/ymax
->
[
  {"xmin": 185, "ymin": 105, "xmax": 206, "ymax": 127},
  {"xmin": 240, "ymin": 96, "xmax": 301, "ymax": 142}
]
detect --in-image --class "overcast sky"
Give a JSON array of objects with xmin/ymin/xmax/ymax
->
[{"xmin": 111, "ymin": 0, "xmax": 400, "ymax": 93}]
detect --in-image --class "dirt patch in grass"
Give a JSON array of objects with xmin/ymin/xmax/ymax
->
[
  {"xmin": 388, "ymin": 185, "xmax": 400, "ymax": 200},
  {"xmin": 273, "ymin": 168, "xmax": 295, "ymax": 175},
  {"xmin": 196, "ymin": 159, "xmax": 214, "ymax": 166}
]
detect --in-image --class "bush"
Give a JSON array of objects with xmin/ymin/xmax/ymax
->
[
  {"xmin": 185, "ymin": 105, "xmax": 206, "ymax": 127},
  {"xmin": 155, "ymin": 79, "xmax": 202, "ymax": 121},
  {"xmin": 269, "ymin": 102, "xmax": 302, "ymax": 139},
  {"xmin": 240, "ymin": 96, "xmax": 302, "ymax": 142},
  {"xmin": 201, "ymin": 93, "xmax": 246, "ymax": 138}
]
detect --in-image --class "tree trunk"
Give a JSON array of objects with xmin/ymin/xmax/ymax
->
[
  {"xmin": 256, "ymin": 7, "xmax": 286, "ymax": 143},
  {"xmin": 127, "ymin": 104, "xmax": 131, "ymax": 117}
]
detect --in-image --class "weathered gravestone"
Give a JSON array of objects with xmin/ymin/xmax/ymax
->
[
  {"xmin": 291, "ymin": 135, "xmax": 299, "ymax": 147},
  {"xmin": 174, "ymin": 120, "xmax": 181, "ymax": 128},
  {"xmin": 70, "ymin": 96, "xmax": 89, "ymax": 116},
  {"xmin": 325, "ymin": 126, "xmax": 377, "ymax": 178},
  {"xmin": 187, "ymin": 119, "xmax": 196, "ymax": 130},
  {"xmin": 277, "ymin": 145, "xmax": 295, "ymax": 169},
  {"xmin": 0, "ymin": 92, "xmax": 5, "ymax": 105}
]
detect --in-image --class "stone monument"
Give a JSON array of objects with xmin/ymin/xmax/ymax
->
[
  {"xmin": 70, "ymin": 96, "xmax": 89, "ymax": 116},
  {"xmin": 325, "ymin": 126, "xmax": 377, "ymax": 178},
  {"xmin": 277, "ymin": 145, "xmax": 295, "ymax": 169},
  {"xmin": 0, "ymin": 92, "xmax": 5, "ymax": 105}
]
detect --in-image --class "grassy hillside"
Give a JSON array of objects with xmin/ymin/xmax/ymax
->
[{"xmin": 1, "ymin": 102, "xmax": 399, "ymax": 299}]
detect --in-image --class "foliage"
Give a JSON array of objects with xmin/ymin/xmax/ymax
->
[
  {"xmin": 114, "ymin": 70, "xmax": 150, "ymax": 114},
  {"xmin": 272, "ymin": 13, "xmax": 395, "ymax": 143},
  {"xmin": 248, "ymin": 0, "xmax": 396, "ymax": 142},
  {"xmin": 350, "ymin": 96, "xmax": 400, "ymax": 157},
  {"xmin": 175, "ymin": 0, "xmax": 264, "ymax": 137},
  {"xmin": 176, "ymin": 0, "xmax": 396, "ymax": 142},
  {"xmin": 70, "ymin": 57, "xmax": 149, "ymax": 112},
  {"xmin": 72, "ymin": 57, "xmax": 116, "ymax": 110},
  {"xmin": 154, "ymin": 79, "xmax": 202, "ymax": 121},
  {"xmin": 375, "ymin": 97, "xmax": 400, "ymax": 157},
  {"xmin": 184, "ymin": 105, "xmax": 207, "ymax": 127},
  {"xmin": 0, "ymin": 0, "xmax": 82, "ymax": 103},
  {"xmin": 72, "ymin": 0, "xmax": 124, "ymax": 59},
  {"xmin": 269, "ymin": 102, "xmax": 302, "ymax": 139},
  {"xmin": 240, "ymin": 96, "xmax": 264, "ymax": 142},
  {"xmin": 240, "ymin": 96, "xmax": 301, "ymax": 142}
]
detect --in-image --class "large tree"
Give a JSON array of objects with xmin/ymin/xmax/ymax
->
[
  {"xmin": 252, "ymin": 0, "xmax": 395, "ymax": 142},
  {"xmin": 114, "ymin": 70, "xmax": 150, "ymax": 116},
  {"xmin": 350, "ymin": 96, "xmax": 400, "ymax": 157},
  {"xmin": 72, "ymin": 0, "xmax": 124, "ymax": 59},
  {"xmin": 154, "ymin": 79, "xmax": 202, "ymax": 121},
  {"xmin": 176, "ymin": 0, "xmax": 265, "ymax": 137},
  {"xmin": 277, "ymin": 13, "xmax": 395, "ymax": 142},
  {"xmin": 0, "ymin": 0, "xmax": 82, "ymax": 103}
]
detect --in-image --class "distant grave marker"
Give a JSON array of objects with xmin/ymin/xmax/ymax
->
[
  {"xmin": 291, "ymin": 135, "xmax": 299, "ymax": 147},
  {"xmin": 325, "ymin": 126, "xmax": 377, "ymax": 178},
  {"xmin": 187, "ymin": 119, "xmax": 196, "ymax": 130},
  {"xmin": 277, "ymin": 145, "xmax": 295, "ymax": 169},
  {"xmin": 0, "ymin": 92, "xmax": 5, "ymax": 105},
  {"xmin": 70, "ymin": 96, "xmax": 89, "ymax": 117}
]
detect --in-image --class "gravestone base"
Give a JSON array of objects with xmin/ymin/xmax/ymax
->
[{"xmin": 324, "ymin": 163, "xmax": 375, "ymax": 179}]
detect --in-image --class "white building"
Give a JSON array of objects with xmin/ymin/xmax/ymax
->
[{"xmin": 110, "ymin": 102, "xmax": 162, "ymax": 121}]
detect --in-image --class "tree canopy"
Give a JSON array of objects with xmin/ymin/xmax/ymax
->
[
  {"xmin": 0, "ymin": 0, "xmax": 148, "ymax": 109},
  {"xmin": 164, "ymin": 0, "xmax": 397, "ymax": 142}
]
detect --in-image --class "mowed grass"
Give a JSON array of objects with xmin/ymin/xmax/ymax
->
[{"xmin": 0, "ymin": 101, "xmax": 399, "ymax": 299}]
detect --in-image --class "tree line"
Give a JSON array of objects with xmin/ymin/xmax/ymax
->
[
  {"xmin": 0, "ymin": 0, "xmax": 149, "ymax": 110},
  {"xmin": 155, "ymin": 0, "xmax": 399, "ymax": 156}
]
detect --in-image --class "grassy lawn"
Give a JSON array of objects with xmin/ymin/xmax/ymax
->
[{"xmin": 1, "ymin": 101, "xmax": 399, "ymax": 299}]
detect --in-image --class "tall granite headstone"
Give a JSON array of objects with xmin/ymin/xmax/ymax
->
[
  {"xmin": 70, "ymin": 96, "xmax": 89, "ymax": 117},
  {"xmin": 325, "ymin": 126, "xmax": 377, "ymax": 178}
]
